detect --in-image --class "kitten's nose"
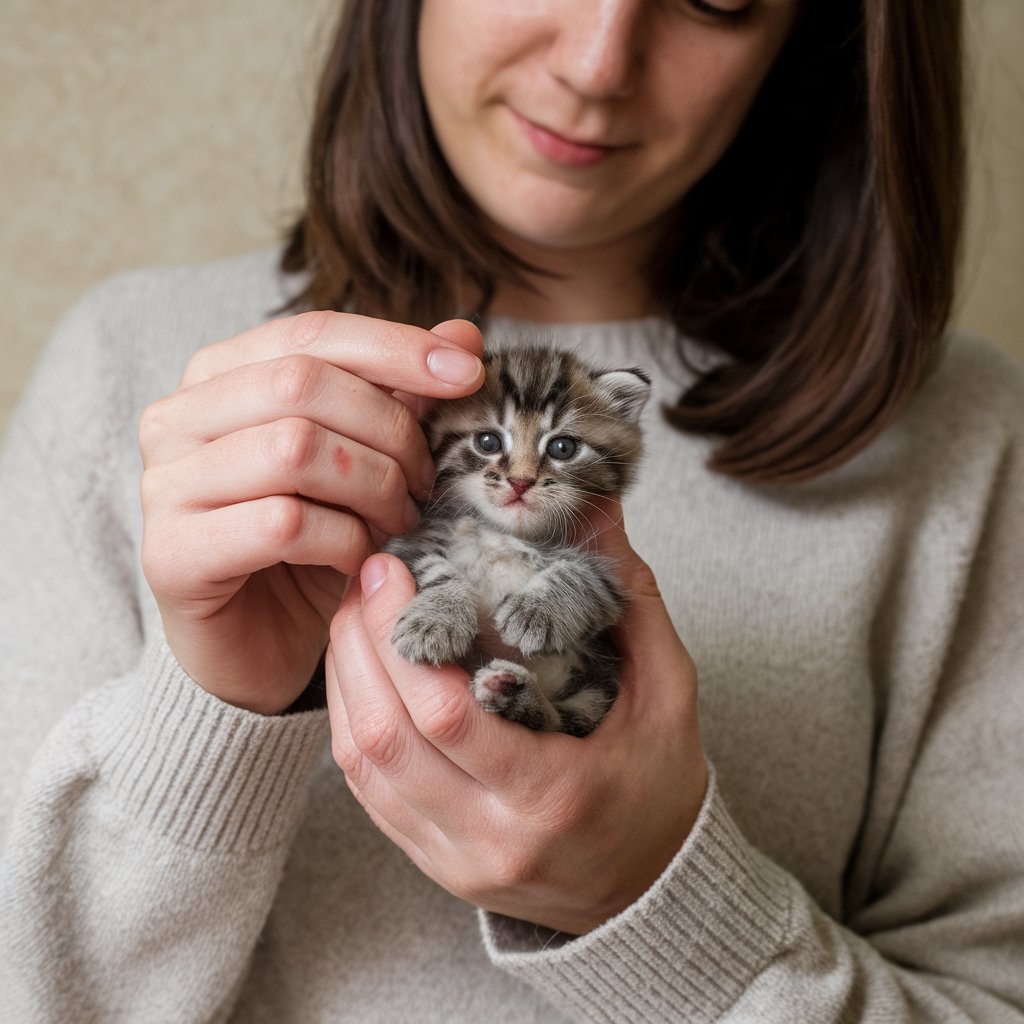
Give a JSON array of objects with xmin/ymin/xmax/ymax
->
[{"xmin": 507, "ymin": 478, "xmax": 535, "ymax": 497}]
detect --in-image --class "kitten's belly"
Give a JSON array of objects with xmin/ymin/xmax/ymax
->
[
  {"xmin": 447, "ymin": 520, "xmax": 545, "ymax": 616},
  {"xmin": 446, "ymin": 520, "xmax": 584, "ymax": 701}
]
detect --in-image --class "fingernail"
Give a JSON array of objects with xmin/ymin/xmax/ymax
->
[
  {"xmin": 426, "ymin": 347, "xmax": 482, "ymax": 387},
  {"xmin": 361, "ymin": 556, "xmax": 388, "ymax": 597}
]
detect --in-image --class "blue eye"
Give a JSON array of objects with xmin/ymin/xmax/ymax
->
[
  {"xmin": 475, "ymin": 432, "xmax": 502, "ymax": 454},
  {"xmin": 546, "ymin": 436, "xmax": 577, "ymax": 460}
]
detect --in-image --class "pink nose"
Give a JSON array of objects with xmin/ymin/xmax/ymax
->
[{"xmin": 507, "ymin": 478, "xmax": 535, "ymax": 497}]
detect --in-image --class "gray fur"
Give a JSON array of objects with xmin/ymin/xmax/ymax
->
[{"xmin": 387, "ymin": 345, "xmax": 650, "ymax": 737}]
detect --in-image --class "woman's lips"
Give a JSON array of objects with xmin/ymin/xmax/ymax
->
[{"xmin": 512, "ymin": 110, "xmax": 619, "ymax": 169}]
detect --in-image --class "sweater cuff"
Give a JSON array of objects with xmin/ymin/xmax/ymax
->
[
  {"xmin": 480, "ymin": 766, "xmax": 794, "ymax": 1024},
  {"xmin": 92, "ymin": 637, "xmax": 328, "ymax": 854}
]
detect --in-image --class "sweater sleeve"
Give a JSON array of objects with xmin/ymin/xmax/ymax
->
[
  {"xmin": 480, "ymin": 353, "xmax": 1024, "ymax": 1022},
  {"xmin": 0, "ymin": 286, "xmax": 328, "ymax": 1023}
]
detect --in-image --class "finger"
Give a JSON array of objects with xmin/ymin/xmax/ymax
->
[
  {"xmin": 181, "ymin": 312, "xmax": 485, "ymax": 397},
  {"xmin": 328, "ymin": 662, "xmax": 445, "ymax": 874},
  {"xmin": 141, "ymin": 355, "xmax": 436, "ymax": 500},
  {"xmin": 355, "ymin": 553, "xmax": 569, "ymax": 793},
  {"xmin": 145, "ymin": 417, "xmax": 420, "ymax": 538},
  {"xmin": 142, "ymin": 496, "xmax": 373, "ymax": 594},
  {"xmin": 574, "ymin": 495, "xmax": 662, "ymax": 600},
  {"xmin": 575, "ymin": 497, "xmax": 698, "ymax": 733},
  {"xmin": 392, "ymin": 318, "xmax": 486, "ymax": 421},
  {"xmin": 327, "ymin": 578, "xmax": 487, "ymax": 832}
]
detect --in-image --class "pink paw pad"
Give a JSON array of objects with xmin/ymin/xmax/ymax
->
[{"xmin": 478, "ymin": 670, "xmax": 523, "ymax": 698}]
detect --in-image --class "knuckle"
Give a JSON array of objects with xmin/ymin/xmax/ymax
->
[
  {"xmin": 285, "ymin": 310, "xmax": 334, "ymax": 353},
  {"xmin": 349, "ymin": 708, "xmax": 406, "ymax": 772},
  {"xmin": 480, "ymin": 839, "xmax": 541, "ymax": 895},
  {"xmin": 331, "ymin": 733, "xmax": 364, "ymax": 781},
  {"xmin": 260, "ymin": 494, "xmax": 306, "ymax": 546},
  {"xmin": 264, "ymin": 354, "xmax": 325, "ymax": 409},
  {"xmin": 137, "ymin": 398, "xmax": 170, "ymax": 457},
  {"xmin": 416, "ymin": 687, "xmax": 472, "ymax": 748},
  {"xmin": 375, "ymin": 456, "xmax": 408, "ymax": 505},
  {"xmin": 329, "ymin": 516, "xmax": 374, "ymax": 578},
  {"xmin": 138, "ymin": 466, "xmax": 164, "ymax": 511},
  {"xmin": 181, "ymin": 344, "xmax": 215, "ymax": 385},
  {"xmin": 384, "ymin": 397, "xmax": 421, "ymax": 450},
  {"xmin": 625, "ymin": 556, "xmax": 662, "ymax": 602},
  {"xmin": 140, "ymin": 523, "xmax": 186, "ymax": 594},
  {"xmin": 265, "ymin": 417, "xmax": 319, "ymax": 473}
]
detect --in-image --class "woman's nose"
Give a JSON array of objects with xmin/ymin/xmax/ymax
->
[{"xmin": 546, "ymin": 0, "xmax": 647, "ymax": 100}]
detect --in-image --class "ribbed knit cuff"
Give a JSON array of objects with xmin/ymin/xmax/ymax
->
[
  {"xmin": 92, "ymin": 638, "xmax": 328, "ymax": 854},
  {"xmin": 480, "ymin": 767, "xmax": 794, "ymax": 1024}
]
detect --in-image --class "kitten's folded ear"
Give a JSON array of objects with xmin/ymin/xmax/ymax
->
[{"xmin": 590, "ymin": 367, "xmax": 652, "ymax": 423}]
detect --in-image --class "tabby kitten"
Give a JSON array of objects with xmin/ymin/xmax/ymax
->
[{"xmin": 387, "ymin": 344, "xmax": 650, "ymax": 737}]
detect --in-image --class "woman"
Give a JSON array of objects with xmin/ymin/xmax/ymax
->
[{"xmin": 2, "ymin": 0, "xmax": 1021, "ymax": 1020}]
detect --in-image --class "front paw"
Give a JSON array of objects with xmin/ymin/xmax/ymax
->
[
  {"xmin": 392, "ymin": 598, "xmax": 476, "ymax": 666},
  {"xmin": 495, "ymin": 592, "xmax": 567, "ymax": 657}
]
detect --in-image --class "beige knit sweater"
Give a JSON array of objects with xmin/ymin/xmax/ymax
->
[{"xmin": 1, "ymin": 250, "xmax": 1022, "ymax": 1023}]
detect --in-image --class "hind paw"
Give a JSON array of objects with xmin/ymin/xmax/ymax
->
[
  {"xmin": 471, "ymin": 660, "xmax": 561, "ymax": 732},
  {"xmin": 472, "ymin": 660, "xmax": 531, "ymax": 713}
]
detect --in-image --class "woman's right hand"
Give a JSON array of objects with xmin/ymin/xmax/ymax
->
[{"xmin": 138, "ymin": 311, "xmax": 484, "ymax": 715}]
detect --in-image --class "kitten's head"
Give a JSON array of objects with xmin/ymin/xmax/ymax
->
[{"xmin": 426, "ymin": 345, "xmax": 651, "ymax": 543}]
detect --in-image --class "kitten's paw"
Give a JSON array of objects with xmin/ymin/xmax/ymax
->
[
  {"xmin": 392, "ymin": 599, "xmax": 476, "ymax": 666},
  {"xmin": 495, "ymin": 592, "xmax": 572, "ymax": 657},
  {"xmin": 472, "ymin": 660, "xmax": 555, "ymax": 731},
  {"xmin": 472, "ymin": 660, "xmax": 529, "ymax": 711}
]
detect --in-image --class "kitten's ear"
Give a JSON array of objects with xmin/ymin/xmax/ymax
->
[{"xmin": 591, "ymin": 367, "xmax": 652, "ymax": 423}]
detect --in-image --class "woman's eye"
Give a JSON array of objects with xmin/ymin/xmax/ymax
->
[
  {"xmin": 475, "ymin": 432, "xmax": 502, "ymax": 454},
  {"xmin": 546, "ymin": 436, "xmax": 578, "ymax": 461},
  {"xmin": 679, "ymin": 0, "xmax": 752, "ymax": 21}
]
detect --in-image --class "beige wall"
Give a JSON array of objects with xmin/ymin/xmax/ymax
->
[{"xmin": 1, "ymin": 0, "xmax": 1022, "ymax": 440}]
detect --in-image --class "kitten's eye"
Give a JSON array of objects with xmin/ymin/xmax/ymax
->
[
  {"xmin": 546, "ymin": 436, "xmax": 577, "ymax": 460},
  {"xmin": 475, "ymin": 432, "xmax": 503, "ymax": 455}
]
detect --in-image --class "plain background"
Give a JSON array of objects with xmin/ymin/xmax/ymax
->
[{"xmin": 1, "ymin": 0, "xmax": 1021, "ymax": 440}]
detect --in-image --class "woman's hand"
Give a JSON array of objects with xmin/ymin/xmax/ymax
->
[
  {"xmin": 139, "ymin": 312, "xmax": 484, "ymax": 715},
  {"xmin": 326, "ymin": 499, "xmax": 707, "ymax": 935}
]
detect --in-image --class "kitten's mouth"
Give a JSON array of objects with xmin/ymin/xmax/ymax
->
[{"xmin": 501, "ymin": 497, "xmax": 532, "ymax": 515}]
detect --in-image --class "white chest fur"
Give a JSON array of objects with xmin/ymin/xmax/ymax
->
[{"xmin": 445, "ymin": 519, "xmax": 547, "ymax": 616}]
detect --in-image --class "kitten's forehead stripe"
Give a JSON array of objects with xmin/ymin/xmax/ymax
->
[
  {"xmin": 540, "ymin": 368, "xmax": 573, "ymax": 419},
  {"xmin": 498, "ymin": 368, "xmax": 523, "ymax": 409}
]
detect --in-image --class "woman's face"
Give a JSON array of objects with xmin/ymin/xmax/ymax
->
[{"xmin": 418, "ymin": 0, "xmax": 799, "ymax": 261}]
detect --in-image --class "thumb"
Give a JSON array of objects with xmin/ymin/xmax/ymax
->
[
  {"xmin": 581, "ymin": 500, "xmax": 698, "ymax": 729},
  {"xmin": 581, "ymin": 497, "xmax": 692, "ymax": 674},
  {"xmin": 576, "ymin": 496, "xmax": 662, "ymax": 603}
]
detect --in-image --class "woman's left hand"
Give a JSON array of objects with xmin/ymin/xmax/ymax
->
[{"xmin": 326, "ymin": 500, "xmax": 708, "ymax": 936}]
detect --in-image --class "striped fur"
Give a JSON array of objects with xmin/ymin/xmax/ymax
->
[{"xmin": 387, "ymin": 345, "xmax": 650, "ymax": 737}]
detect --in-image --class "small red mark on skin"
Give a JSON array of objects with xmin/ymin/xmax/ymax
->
[{"xmin": 333, "ymin": 446, "xmax": 353, "ymax": 474}]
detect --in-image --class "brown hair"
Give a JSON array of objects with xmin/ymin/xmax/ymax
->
[{"xmin": 282, "ymin": 0, "xmax": 964, "ymax": 482}]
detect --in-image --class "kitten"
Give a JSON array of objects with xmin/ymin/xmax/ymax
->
[{"xmin": 386, "ymin": 344, "xmax": 650, "ymax": 737}]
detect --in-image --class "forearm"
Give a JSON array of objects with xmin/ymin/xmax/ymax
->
[
  {"xmin": 481, "ymin": 768, "xmax": 1022, "ymax": 1024},
  {"xmin": 0, "ymin": 639, "xmax": 327, "ymax": 1023}
]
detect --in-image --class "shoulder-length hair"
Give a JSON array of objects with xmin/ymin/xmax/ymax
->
[{"xmin": 281, "ymin": 0, "xmax": 964, "ymax": 482}]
